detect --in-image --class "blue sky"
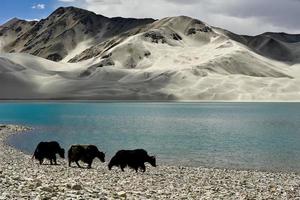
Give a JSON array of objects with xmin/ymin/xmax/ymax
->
[
  {"xmin": 1, "ymin": 0, "xmax": 300, "ymax": 35},
  {"xmin": 0, "ymin": 0, "xmax": 61, "ymax": 24}
]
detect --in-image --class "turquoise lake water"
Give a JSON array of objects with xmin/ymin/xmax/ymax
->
[{"xmin": 1, "ymin": 102, "xmax": 300, "ymax": 172}]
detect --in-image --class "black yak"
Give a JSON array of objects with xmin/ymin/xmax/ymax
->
[
  {"xmin": 68, "ymin": 145, "xmax": 105, "ymax": 168},
  {"xmin": 108, "ymin": 149, "xmax": 156, "ymax": 172},
  {"xmin": 32, "ymin": 141, "xmax": 65, "ymax": 165}
]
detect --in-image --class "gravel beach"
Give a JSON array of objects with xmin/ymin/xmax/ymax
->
[{"xmin": 1, "ymin": 125, "xmax": 300, "ymax": 199}]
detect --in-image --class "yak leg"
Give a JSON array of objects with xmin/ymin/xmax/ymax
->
[
  {"xmin": 39, "ymin": 159, "xmax": 43, "ymax": 165},
  {"xmin": 133, "ymin": 164, "xmax": 139, "ymax": 173},
  {"xmin": 141, "ymin": 164, "xmax": 146, "ymax": 173},
  {"xmin": 76, "ymin": 161, "xmax": 82, "ymax": 168},
  {"xmin": 86, "ymin": 158, "xmax": 93, "ymax": 169},
  {"xmin": 87, "ymin": 161, "xmax": 92, "ymax": 169},
  {"xmin": 68, "ymin": 160, "xmax": 72, "ymax": 167},
  {"xmin": 120, "ymin": 164, "xmax": 125, "ymax": 172},
  {"xmin": 53, "ymin": 157, "xmax": 57, "ymax": 165}
]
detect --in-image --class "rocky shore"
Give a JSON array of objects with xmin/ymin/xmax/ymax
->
[{"xmin": 1, "ymin": 125, "xmax": 300, "ymax": 199}]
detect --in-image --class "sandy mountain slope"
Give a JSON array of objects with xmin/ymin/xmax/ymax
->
[
  {"xmin": 1, "ymin": 15, "xmax": 300, "ymax": 100},
  {"xmin": 70, "ymin": 16, "xmax": 300, "ymax": 100},
  {"xmin": 0, "ymin": 8, "xmax": 300, "ymax": 100}
]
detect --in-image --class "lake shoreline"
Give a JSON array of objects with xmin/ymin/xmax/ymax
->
[
  {"xmin": 7, "ymin": 129, "xmax": 300, "ymax": 175},
  {"xmin": 1, "ymin": 100, "xmax": 300, "ymax": 103},
  {"xmin": 1, "ymin": 124, "xmax": 300, "ymax": 199}
]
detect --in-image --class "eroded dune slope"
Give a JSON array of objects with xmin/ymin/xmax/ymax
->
[{"xmin": 0, "ymin": 8, "xmax": 300, "ymax": 100}]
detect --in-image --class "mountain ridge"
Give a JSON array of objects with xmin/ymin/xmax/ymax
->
[
  {"xmin": 0, "ymin": 6, "xmax": 155, "ymax": 61},
  {"xmin": 0, "ymin": 6, "xmax": 300, "ymax": 100},
  {"xmin": 1, "ymin": 7, "xmax": 300, "ymax": 63}
]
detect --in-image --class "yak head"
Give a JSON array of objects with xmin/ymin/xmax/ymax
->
[
  {"xmin": 108, "ymin": 162, "xmax": 113, "ymax": 170},
  {"xmin": 58, "ymin": 148, "xmax": 65, "ymax": 159},
  {"xmin": 108, "ymin": 157, "xmax": 116, "ymax": 170},
  {"xmin": 97, "ymin": 151, "xmax": 105, "ymax": 163},
  {"xmin": 149, "ymin": 156, "xmax": 156, "ymax": 167}
]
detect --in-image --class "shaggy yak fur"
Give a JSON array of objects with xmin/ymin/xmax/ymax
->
[
  {"xmin": 32, "ymin": 141, "xmax": 65, "ymax": 165},
  {"xmin": 68, "ymin": 145, "xmax": 105, "ymax": 168},
  {"xmin": 108, "ymin": 149, "xmax": 156, "ymax": 172}
]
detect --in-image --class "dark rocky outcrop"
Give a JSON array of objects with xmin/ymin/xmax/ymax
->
[{"xmin": 1, "ymin": 7, "xmax": 154, "ymax": 61}]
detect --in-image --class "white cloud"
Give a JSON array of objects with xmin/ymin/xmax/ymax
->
[
  {"xmin": 56, "ymin": 0, "xmax": 300, "ymax": 35},
  {"xmin": 25, "ymin": 18, "xmax": 40, "ymax": 22},
  {"xmin": 32, "ymin": 4, "xmax": 46, "ymax": 9}
]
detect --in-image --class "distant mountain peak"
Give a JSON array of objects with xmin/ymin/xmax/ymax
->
[
  {"xmin": 0, "ymin": 6, "xmax": 155, "ymax": 61},
  {"xmin": 1, "ymin": 6, "xmax": 300, "ymax": 100},
  {"xmin": 49, "ymin": 6, "xmax": 100, "ymax": 19},
  {"xmin": 6, "ymin": 17, "xmax": 21, "ymax": 22},
  {"xmin": 1, "ymin": 6, "xmax": 299, "ymax": 64},
  {"xmin": 1, "ymin": 17, "xmax": 26, "ymax": 27},
  {"xmin": 53, "ymin": 6, "xmax": 93, "ymax": 14}
]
